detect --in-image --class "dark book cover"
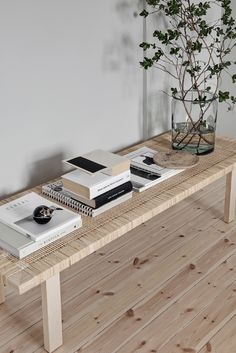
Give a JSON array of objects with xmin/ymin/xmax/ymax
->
[{"xmin": 90, "ymin": 181, "xmax": 132, "ymax": 209}]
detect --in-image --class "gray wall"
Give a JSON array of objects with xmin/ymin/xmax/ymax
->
[
  {"xmin": 0, "ymin": 0, "xmax": 143, "ymax": 198},
  {"xmin": 217, "ymin": 2, "xmax": 236, "ymax": 137},
  {"xmin": 0, "ymin": 1, "xmax": 235, "ymax": 198}
]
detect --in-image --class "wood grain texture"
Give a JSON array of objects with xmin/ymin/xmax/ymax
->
[
  {"xmin": 199, "ymin": 315, "xmax": 236, "ymax": 353},
  {"xmin": 0, "ymin": 275, "xmax": 5, "ymax": 304},
  {"xmin": 0, "ymin": 132, "xmax": 236, "ymax": 353},
  {"xmin": 1, "ymin": 179, "xmax": 236, "ymax": 352},
  {"xmin": 41, "ymin": 273, "xmax": 62, "ymax": 353},
  {"xmin": 1, "ymin": 133, "xmax": 236, "ymax": 295},
  {"xmin": 224, "ymin": 164, "xmax": 236, "ymax": 223}
]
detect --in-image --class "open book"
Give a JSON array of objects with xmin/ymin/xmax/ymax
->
[{"xmin": 124, "ymin": 147, "xmax": 184, "ymax": 192}]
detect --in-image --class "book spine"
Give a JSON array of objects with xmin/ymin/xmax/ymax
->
[
  {"xmin": 29, "ymin": 217, "xmax": 81, "ymax": 242},
  {"xmin": 90, "ymin": 170, "xmax": 131, "ymax": 198},
  {"xmin": 63, "ymin": 170, "xmax": 131, "ymax": 199},
  {"xmin": 19, "ymin": 220, "xmax": 82, "ymax": 258},
  {"xmin": 93, "ymin": 181, "xmax": 132, "ymax": 208},
  {"xmin": 0, "ymin": 239, "xmax": 19, "ymax": 258}
]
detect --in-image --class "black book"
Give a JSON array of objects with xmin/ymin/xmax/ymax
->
[{"xmin": 90, "ymin": 181, "xmax": 132, "ymax": 208}]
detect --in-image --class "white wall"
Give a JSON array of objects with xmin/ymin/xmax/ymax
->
[
  {"xmin": 217, "ymin": 2, "xmax": 236, "ymax": 138},
  {"xmin": 143, "ymin": 7, "xmax": 171, "ymax": 139},
  {"xmin": 0, "ymin": 0, "xmax": 143, "ymax": 198}
]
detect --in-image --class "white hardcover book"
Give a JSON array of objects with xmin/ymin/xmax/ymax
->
[
  {"xmin": 124, "ymin": 147, "xmax": 184, "ymax": 192},
  {"xmin": 0, "ymin": 218, "xmax": 82, "ymax": 258},
  {"xmin": 62, "ymin": 169, "xmax": 131, "ymax": 199},
  {"xmin": 0, "ymin": 192, "xmax": 82, "ymax": 242}
]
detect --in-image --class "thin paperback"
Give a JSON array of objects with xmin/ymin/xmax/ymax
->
[{"xmin": 124, "ymin": 147, "xmax": 184, "ymax": 192}]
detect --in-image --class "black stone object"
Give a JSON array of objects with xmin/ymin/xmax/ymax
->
[{"xmin": 33, "ymin": 205, "xmax": 62, "ymax": 224}]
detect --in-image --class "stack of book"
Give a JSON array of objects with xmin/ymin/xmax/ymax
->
[
  {"xmin": 0, "ymin": 192, "xmax": 82, "ymax": 258},
  {"xmin": 42, "ymin": 149, "xmax": 133, "ymax": 217}
]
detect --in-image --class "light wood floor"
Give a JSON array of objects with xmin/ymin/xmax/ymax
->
[{"xmin": 1, "ymin": 178, "xmax": 236, "ymax": 353}]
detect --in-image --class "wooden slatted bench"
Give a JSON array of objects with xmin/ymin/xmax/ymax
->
[{"xmin": 0, "ymin": 132, "xmax": 236, "ymax": 353}]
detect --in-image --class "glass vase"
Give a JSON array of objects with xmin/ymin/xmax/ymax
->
[{"xmin": 171, "ymin": 90, "xmax": 218, "ymax": 155}]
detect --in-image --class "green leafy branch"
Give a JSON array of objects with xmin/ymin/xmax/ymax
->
[{"xmin": 140, "ymin": 0, "xmax": 236, "ymax": 110}]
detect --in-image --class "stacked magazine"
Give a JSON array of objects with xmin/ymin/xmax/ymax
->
[
  {"xmin": 124, "ymin": 147, "xmax": 184, "ymax": 192},
  {"xmin": 0, "ymin": 192, "xmax": 82, "ymax": 258}
]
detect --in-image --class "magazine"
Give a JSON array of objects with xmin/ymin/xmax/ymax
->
[
  {"xmin": 42, "ymin": 182, "xmax": 133, "ymax": 217},
  {"xmin": 124, "ymin": 147, "xmax": 184, "ymax": 192}
]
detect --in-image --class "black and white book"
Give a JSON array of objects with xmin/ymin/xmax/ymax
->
[
  {"xmin": 0, "ymin": 192, "xmax": 82, "ymax": 242},
  {"xmin": 44, "ymin": 181, "xmax": 132, "ymax": 209},
  {"xmin": 63, "ymin": 149, "xmax": 130, "ymax": 176},
  {"xmin": 61, "ymin": 169, "xmax": 130, "ymax": 199},
  {"xmin": 124, "ymin": 147, "xmax": 184, "ymax": 192},
  {"xmin": 42, "ymin": 182, "xmax": 133, "ymax": 217}
]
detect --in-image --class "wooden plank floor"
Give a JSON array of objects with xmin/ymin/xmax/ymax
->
[{"xmin": 1, "ymin": 177, "xmax": 236, "ymax": 353}]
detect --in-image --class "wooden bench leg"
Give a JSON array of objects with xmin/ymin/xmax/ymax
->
[
  {"xmin": 0, "ymin": 284, "xmax": 5, "ymax": 304},
  {"xmin": 41, "ymin": 273, "xmax": 63, "ymax": 353},
  {"xmin": 224, "ymin": 166, "xmax": 236, "ymax": 223},
  {"xmin": 0, "ymin": 276, "xmax": 5, "ymax": 304}
]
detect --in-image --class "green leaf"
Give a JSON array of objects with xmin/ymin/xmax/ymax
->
[
  {"xmin": 218, "ymin": 91, "xmax": 230, "ymax": 102},
  {"xmin": 152, "ymin": 49, "xmax": 164, "ymax": 61},
  {"xmin": 232, "ymin": 74, "xmax": 236, "ymax": 83},
  {"xmin": 230, "ymin": 96, "xmax": 236, "ymax": 104},
  {"xmin": 147, "ymin": 0, "xmax": 160, "ymax": 5},
  {"xmin": 171, "ymin": 87, "xmax": 178, "ymax": 96},
  {"xmin": 139, "ymin": 42, "xmax": 151, "ymax": 50},
  {"xmin": 170, "ymin": 47, "xmax": 180, "ymax": 55},
  {"xmin": 140, "ymin": 57, "xmax": 153, "ymax": 69},
  {"xmin": 139, "ymin": 9, "xmax": 149, "ymax": 17}
]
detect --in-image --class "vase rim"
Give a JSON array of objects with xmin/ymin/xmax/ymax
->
[{"xmin": 173, "ymin": 90, "xmax": 217, "ymax": 103}]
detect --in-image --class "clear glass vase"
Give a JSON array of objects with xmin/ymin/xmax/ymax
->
[{"xmin": 171, "ymin": 90, "xmax": 218, "ymax": 155}]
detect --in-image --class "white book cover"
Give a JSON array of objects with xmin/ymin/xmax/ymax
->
[
  {"xmin": 124, "ymin": 147, "xmax": 184, "ymax": 192},
  {"xmin": 0, "ymin": 218, "xmax": 82, "ymax": 258},
  {"xmin": 63, "ymin": 149, "xmax": 130, "ymax": 176},
  {"xmin": 62, "ymin": 169, "xmax": 131, "ymax": 199},
  {"xmin": 0, "ymin": 192, "xmax": 82, "ymax": 242}
]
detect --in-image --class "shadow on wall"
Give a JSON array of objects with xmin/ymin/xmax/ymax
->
[
  {"xmin": 144, "ymin": 6, "xmax": 174, "ymax": 138},
  {"xmin": 101, "ymin": 0, "xmax": 144, "ymax": 141},
  {"xmin": 102, "ymin": 0, "xmax": 142, "ymax": 87},
  {"xmin": 26, "ymin": 152, "xmax": 65, "ymax": 189},
  {"xmin": 147, "ymin": 91, "xmax": 171, "ymax": 138},
  {"xmin": 0, "ymin": 152, "xmax": 65, "ymax": 201}
]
